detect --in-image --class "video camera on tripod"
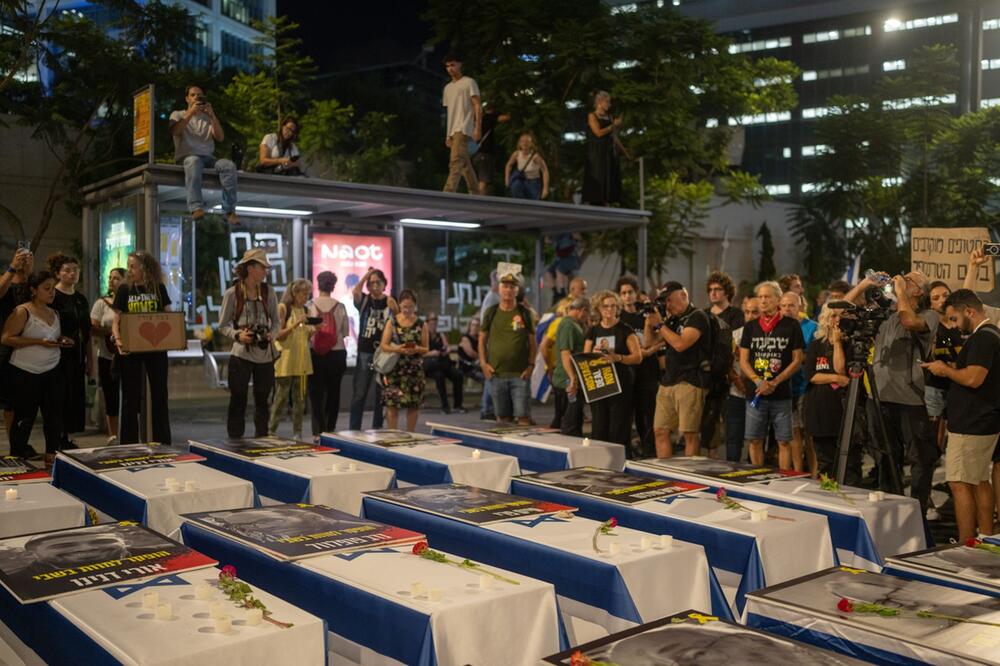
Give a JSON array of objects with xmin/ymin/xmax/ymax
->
[{"xmin": 828, "ymin": 283, "xmax": 894, "ymax": 372}]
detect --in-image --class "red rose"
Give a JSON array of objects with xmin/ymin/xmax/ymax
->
[
  {"xmin": 608, "ymin": 517, "xmax": 618, "ymax": 529},
  {"xmin": 837, "ymin": 598, "xmax": 854, "ymax": 613},
  {"xmin": 412, "ymin": 541, "xmax": 429, "ymax": 556},
  {"xmin": 570, "ymin": 650, "xmax": 591, "ymax": 666},
  {"xmin": 716, "ymin": 488, "xmax": 727, "ymax": 501},
  {"xmin": 966, "ymin": 537, "xmax": 982, "ymax": 547},
  {"xmin": 219, "ymin": 564, "xmax": 237, "ymax": 579}
]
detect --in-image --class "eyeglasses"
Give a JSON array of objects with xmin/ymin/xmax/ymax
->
[
  {"xmin": 600, "ymin": 303, "xmax": 617, "ymax": 310},
  {"xmin": 708, "ymin": 286, "xmax": 725, "ymax": 293}
]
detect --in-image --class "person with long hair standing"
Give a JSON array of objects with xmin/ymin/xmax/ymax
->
[
  {"xmin": 269, "ymin": 278, "xmax": 314, "ymax": 439},
  {"xmin": 112, "ymin": 251, "xmax": 172, "ymax": 444},
  {"xmin": 380, "ymin": 290, "xmax": 429, "ymax": 431},
  {"xmin": 2, "ymin": 272, "xmax": 72, "ymax": 465},
  {"xmin": 48, "ymin": 253, "xmax": 90, "ymax": 449},
  {"xmin": 424, "ymin": 312, "xmax": 465, "ymax": 413},
  {"xmin": 258, "ymin": 115, "xmax": 303, "ymax": 176},
  {"xmin": 583, "ymin": 290, "xmax": 642, "ymax": 445},
  {"xmin": 308, "ymin": 271, "xmax": 349, "ymax": 439},
  {"xmin": 90, "ymin": 268, "xmax": 125, "ymax": 445},
  {"xmin": 582, "ymin": 91, "xmax": 623, "ymax": 206},
  {"xmin": 349, "ymin": 267, "xmax": 398, "ymax": 430},
  {"xmin": 218, "ymin": 249, "xmax": 279, "ymax": 439},
  {"xmin": 803, "ymin": 306, "xmax": 850, "ymax": 477}
]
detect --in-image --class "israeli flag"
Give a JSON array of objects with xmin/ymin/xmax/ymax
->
[{"xmin": 841, "ymin": 255, "xmax": 862, "ymax": 285}]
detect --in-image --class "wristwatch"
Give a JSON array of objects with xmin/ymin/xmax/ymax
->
[{"xmin": 6, "ymin": 265, "xmax": 15, "ymax": 274}]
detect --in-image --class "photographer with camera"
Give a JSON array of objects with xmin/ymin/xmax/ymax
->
[
  {"xmin": 618, "ymin": 276, "xmax": 663, "ymax": 457},
  {"xmin": 922, "ymin": 290, "xmax": 1000, "ymax": 541},
  {"xmin": 844, "ymin": 269, "xmax": 939, "ymax": 516},
  {"xmin": 649, "ymin": 281, "xmax": 713, "ymax": 458},
  {"xmin": 218, "ymin": 249, "xmax": 280, "ymax": 439},
  {"xmin": 169, "ymin": 84, "xmax": 238, "ymax": 225},
  {"xmin": 739, "ymin": 281, "xmax": 805, "ymax": 469}
]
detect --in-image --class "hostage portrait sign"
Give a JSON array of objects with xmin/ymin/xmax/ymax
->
[
  {"xmin": 911, "ymin": 227, "xmax": 995, "ymax": 292},
  {"xmin": 571, "ymin": 353, "xmax": 622, "ymax": 403}
]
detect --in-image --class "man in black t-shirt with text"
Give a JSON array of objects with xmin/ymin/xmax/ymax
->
[
  {"xmin": 739, "ymin": 281, "xmax": 804, "ymax": 469},
  {"xmin": 922, "ymin": 289, "xmax": 1000, "ymax": 542},
  {"xmin": 650, "ymin": 282, "xmax": 711, "ymax": 458}
]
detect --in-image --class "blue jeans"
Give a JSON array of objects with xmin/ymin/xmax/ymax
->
[
  {"xmin": 510, "ymin": 177, "xmax": 542, "ymax": 200},
  {"xmin": 490, "ymin": 376, "xmax": 530, "ymax": 419},
  {"xmin": 481, "ymin": 377, "xmax": 495, "ymax": 417},
  {"xmin": 349, "ymin": 351, "xmax": 384, "ymax": 430},
  {"xmin": 181, "ymin": 154, "xmax": 237, "ymax": 214},
  {"xmin": 745, "ymin": 398, "xmax": 793, "ymax": 443},
  {"xmin": 725, "ymin": 395, "xmax": 748, "ymax": 461}
]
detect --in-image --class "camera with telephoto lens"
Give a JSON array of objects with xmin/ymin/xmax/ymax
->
[
  {"xmin": 247, "ymin": 324, "xmax": 270, "ymax": 350},
  {"xmin": 637, "ymin": 294, "xmax": 669, "ymax": 318},
  {"xmin": 829, "ymin": 286, "xmax": 892, "ymax": 363}
]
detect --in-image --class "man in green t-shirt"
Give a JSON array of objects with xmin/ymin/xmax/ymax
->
[
  {"xmin": 552, "ymin": 297, "xmax": 589, "ymax": 435},
  {"xmin": 479, "ymin": 271, "xmax": 536, "ymax": 424}
]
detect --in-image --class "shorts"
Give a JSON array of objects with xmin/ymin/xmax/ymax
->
[
  {"xmin": 547, "ymin": 254, "xmax": 580, "ymax": 277},
  {"xmin": 491, "ymin": 376, "xmax": 530, "ymax": 419},
  {"xmin": 945, "ymin": 431, "xmax": 999, "ymax": 483},
  {"xmin": 924, "ymin": 386, "xmax": 946, "ymax": 418},
  {"xmin": 791, "ymin": 394, "xmax": 804, "ymax": 430},
  {"xmin": 472, "ymin": 152, "xmax": 495, "ymax": 185},
  {"xmin": 745, "ymin": 398, "xmax": 793, "ymax": 443},
  {"xmin": 654, "ymin": 382, "xmax": 707, "ymax": 433}
]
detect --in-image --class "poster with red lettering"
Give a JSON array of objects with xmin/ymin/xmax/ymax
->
[{"xmin": 310, "ymin": 232, "xmax": 394, "ymax": 363}]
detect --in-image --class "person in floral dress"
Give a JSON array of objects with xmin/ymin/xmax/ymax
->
[{"xmin": 380, "ymin": 290, "xmax": 429, "ymax": 431}]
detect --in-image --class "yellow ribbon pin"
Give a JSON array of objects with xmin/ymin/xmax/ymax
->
[
  {"xmin": 687, "ymin": 612, "xmax": 719, "ymax": 624},
  {"xmin": 839, "ymin": 566, "xmax": 865, "ymax": 575}
]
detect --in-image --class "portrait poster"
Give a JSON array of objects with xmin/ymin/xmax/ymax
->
[
  {"xmin": 182, "ymin": 504, "xmax": 424, "ymax": 561},
  {"xmin": 336, "ymin": 429, "xmax": 458, "ymax": 447},
  {"xmin": 0, "ymin": 522, "xmax": 215, "ymax": 604},
  {"xmin": 60, "ymin": 444, "xmax": 205, "ymax": 473},
  {"xmin": 543, "ymin": 608, "xmax": 867, "ymax": 665},
  {"xmin": 365, "ymin": 484, "xmax": 576, "ymax": 525},
  {"xmin": 191, "ymin": 437, "xmax": 337, "ymax": 459},
  {"xmin": 889, "ymin": 542, "xmax": 1000, "ymax": 593},
  {"xmin": 571, "ymin": 352, "xmax": 622, "ymax": 403},
  {"xmin": 0, "ymin": 457, "xmax": 49, "ymax": 484},
  {"xmin": 517, "ymin": 468, "xmax": 707, "ymax": 505},
  {"xmin": 633, "ymin": 456, "xmax": 808, "ymax": 485}
]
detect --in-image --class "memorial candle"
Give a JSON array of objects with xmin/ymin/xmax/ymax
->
[{"xmin": 4, "ymin": 488, "xmax": 17, "ymax": 501}]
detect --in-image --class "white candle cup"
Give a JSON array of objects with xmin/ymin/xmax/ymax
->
[
  {"xmin": 4, "ymin": 488, "xmax": 17, "ymax": 501},
  {"xmin": 875, "ymin": 491, "xmax": 886, "ymax": 501},
  {"xmin": 428, "ymin": 587, "xmax": 443, "ymax": 602},
  {"xmin": 659, "ymin": 534, "xmax": 674, "ymax": 548},
  {"xmin": 245, "ymin": 608, "xmax": 263, "ymax": 626},
  {"xmin": 868, "ymin": 491, "xmax": 880, "ymax": 502},
  {"xmin": 750, "ymin": 509, "xmax": 768, "ymax": 522},
  {"xmin": 471, "ymin": 449, "xmax": 481, "ymax": 459},
  {"xmin": 214, "ymin": 615, "xmax": 231, "ymax": 634},
  {"xmin": 155, "ymin": 602, "xmax": 172, "ymax": 620},
  {"xmin": 479, "ymin": 574, "xmax": 494, "ymax": 590},
  {"xmin": 609, "ymin": 542, "xmax": 621, "ymax": 556},
  {"xmin": 582, "ymin": 437, "xmax": 591, "ymax": 447},
  {"xmin": 166, "ymin": 480, "xmax": 180, "ymax": 492},
  {"xmin": 184, "ymin": 480, "xmax": 197, "ymax": 492},
  {"xmin": 142, "ymin": 591, "xmax": 159, "ymax": 609},
  {"xmin": 348, "ymin": 462, "xmax": 359, "ymax": 472},
  {"xmin": 209, "ymin": 601, "xmax": 225, "ymax": 619},
  {"xmin": 640, "ymin": 536, "xmax": 652, "ymax": 551},
  {"xmin": 337, "ymin": 463, "xmax": 349, "ymax": 472},
  {"xmin": 194, "ymin": 583, "xmax": 212, "ymax": 600},
  {"xmin": 409, "ymin": 582, "xmax": 425, "ymax": 597},
  {"xmin": 164, "ymin": 477, "xmax": 176, "ymax": 486}
]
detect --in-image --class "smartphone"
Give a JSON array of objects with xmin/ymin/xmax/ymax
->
[
  {"xmin": 305, "ymin": 316, "xmax": 323, "ymax": 325},
  {"xmin": 983, "ymin": 242, "xmax": 1000, "ymax": 257}
]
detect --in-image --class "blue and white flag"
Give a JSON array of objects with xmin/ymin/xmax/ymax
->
[{"xmin": 841, "ymin": 254, "xmax": 862, "ymax": 285}]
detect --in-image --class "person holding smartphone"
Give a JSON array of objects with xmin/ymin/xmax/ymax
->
[
  {"xmin": 380, "ymin": 290, "xmax": 429, "ymax": 431},
  {"xmin": 1, "ymin": 271, "xmax": 72, "ymax": 465}
]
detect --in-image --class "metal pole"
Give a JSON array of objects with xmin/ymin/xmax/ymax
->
[
  {"xmin": 292, "ymin": 216, "xmax": 304, "ymax": 279},
  {"xmin": 534, "ymin": 235, "xmax": 543, "ymax": 313},
  {"xmin": 638, "ymin": 156, "xmax": 645, "ymax": 212},
  {"xmin": 395, "ymin": 225, "xmax": 405, "ymax": 292},
  {"xmin": 637, "ymin": 225, "xmax": 648, "ymax": 292}
]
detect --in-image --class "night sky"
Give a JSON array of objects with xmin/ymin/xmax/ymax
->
[{"xmin": 278, "ymin": 0, "xmax": 432, "ymax": 73}]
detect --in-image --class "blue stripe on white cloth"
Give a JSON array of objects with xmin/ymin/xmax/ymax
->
[
  {"xmin": 0, "ymin": 585, "xmax": 118, "ymax": 666},
  {"xmin": 361, "ymin": 495, "xmax": 645, "ymax": 624},
  {"xmin": 180, "ymin": 522, "xmax": 439, "ymax": 666},
  {"xmin": 51, "ymin": 458, "xmax": 147, "ymax": 524},
  {"xmin": 429, "ymin": 427, "xmax": 569, "ymax": 472},
  {"xmin": 746, "ymin": 612, "xmax": 926, "ymax": 666},
  {"xmin": 319, "ymin": 435, "xmax": 454, "ymax": 486},
  {"xmin": 881, "ymin": 565, "xmax": 1000, "ymax": 598},
  {"xmin": 189, "ymin": 444, "xmax": 312, "ymax": 503},
  {"xmin": 509, "ymin": 478, "xmax": 760, "ymax": 616}
]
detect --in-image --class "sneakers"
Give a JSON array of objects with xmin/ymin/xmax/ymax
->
[
  {"xmin": 452, "ymin": 407, "xmax": 467, "ymax": 414},
  {"xmin": 480, "ymin": 412, "xmax": 496, "ymax": 421},
  {"xmin": 191, "ymin": 208, "xmax": 205, "ymax": 220},
  {"xmin": 106, "ymin": 436, "xmax": 118, "ymax": 446}
]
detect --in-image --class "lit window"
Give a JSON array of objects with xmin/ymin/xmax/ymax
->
[
  {"xmin": 565, "ymin": 100, "xmax": 581, "ymax": 110},
  {"xmin": 984, "ymin": 18, "xmax": 1000, "ymax": 30},
  {"xmin": 613, "ymin": 60, "xmax": 637, "ymax": 70},
  {"xmin": 801, "ymin": 183, "xmax": 819, "ymax": 193},
  {"xmin": 562, "ymin": 132, "xmax": 585, "ymax": 142},
  {"xmin": 982, "ymin": 59, "xmax": 1000, "ymax": 70},
  {"xmin": 801, "ymin": 64, "xmax": 869, "ymax": 81},
  {"xmin": 705, "ymin": 118, "xmax": 719, "ymax": 128},
  {"xmin": 884, "ymin": 13, "xmax": 958, "ymax": 33},
  {"xmin": 802, "ymin": 107, "xmax": 836, "ymax": 119},
  {"xmin": 883, "ymin": 93, "xmax": 956, "ymax": 110},
  {"xmin": 882, "ymin": 177, "xmax": 902, "ymax": 187},
  {"xmin": 727, "ymin": 111, "xmax": 791, "ymax": 126},
  {"xmin": 766, "ymin": 184, "xmax": 791, "ymax": 195},
  {"xmin": 782, "ymin": 147, "xmax": 791, "ymax": 158},
  {"xmin": 610, "ymin": 3, "xmax": 637, "ymax": 15},
  {"xmin": 883, "ymin": 59, "xmax": 906, "ymax": 71},
  {"xmin": 803, "ymin": 30, "xmax": 839, "ymax": 44},
  {"xmin": 802, "ymin": 70, "xmax": 817, "ymax": 81},
  {"xmin": 801, "ymin": 144, "xmax": 831, "ymax": 157},
  {"xmin": 728, "ymin": 36, "xmax": 792, "ymax": 54},
  {"xmin": 982, "ymin": 98, "xmax": 1000, "ymax": 108}
]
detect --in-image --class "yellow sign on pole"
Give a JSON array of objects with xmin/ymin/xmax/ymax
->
[{"xmin": 132, "ymin": 86, "xmax": 152, "ymax": 157}]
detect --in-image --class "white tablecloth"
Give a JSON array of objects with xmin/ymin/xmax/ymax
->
[
  {"xmin": 485, "ymin": 514, "xmax": 712, "ymax": 635},
  {"xmin": 636, "ymin": 492, "xmax": 834, "ymax": 605},
  {"xmin": 392, "ymin": 443, "xmax": 519, "ymax": 492},
  {"xmin": 97, "ymin": 463, "xmax": 255, "ymax": 537},
  {"xmin": 300, "ymin": 545, "xmax": 559, "ymax": 666},
  {"xmin": 51, "ymin": 568, "xmax": 325, "ymax": 666},
  {"xmin": 254, "ymin": 454, "xmax": 395, "ymax": 515},
  {"xmin": 0, "ymin": 483, "xmax": 86, "ymax": 538}
]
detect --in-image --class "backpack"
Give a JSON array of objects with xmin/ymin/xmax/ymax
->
[
  {"xmin": 690, "ymin": 309, "xmax": 732, "ymax": 395},
  {"xmin": 312, "ymin": 302, "xmax": 340, "ymax": 356}
]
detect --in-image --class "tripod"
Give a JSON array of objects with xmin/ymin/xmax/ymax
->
[{"xmin": 833, "ymin": 360, "xmax": 903, "ymax": 495}]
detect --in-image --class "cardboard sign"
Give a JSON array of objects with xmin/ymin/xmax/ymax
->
[
  {"xmin": 571, "ymin": 352, "xmax": 622, "ymax": 403},
  {"xmin": 911, "ymin": 227, "xmax": 995, "ymax": 291},
  {"xmin": 118, "ymin": 312, "xmax": 187, "ymax": 353},
  {"xmin": 497, "ymin": 261, "xmax": 522, "ymax": 283}
]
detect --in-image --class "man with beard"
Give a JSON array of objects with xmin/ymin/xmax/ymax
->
[{"xmin": 923, "ymin": 290, "xmax": 1000, "ymax": 541}]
